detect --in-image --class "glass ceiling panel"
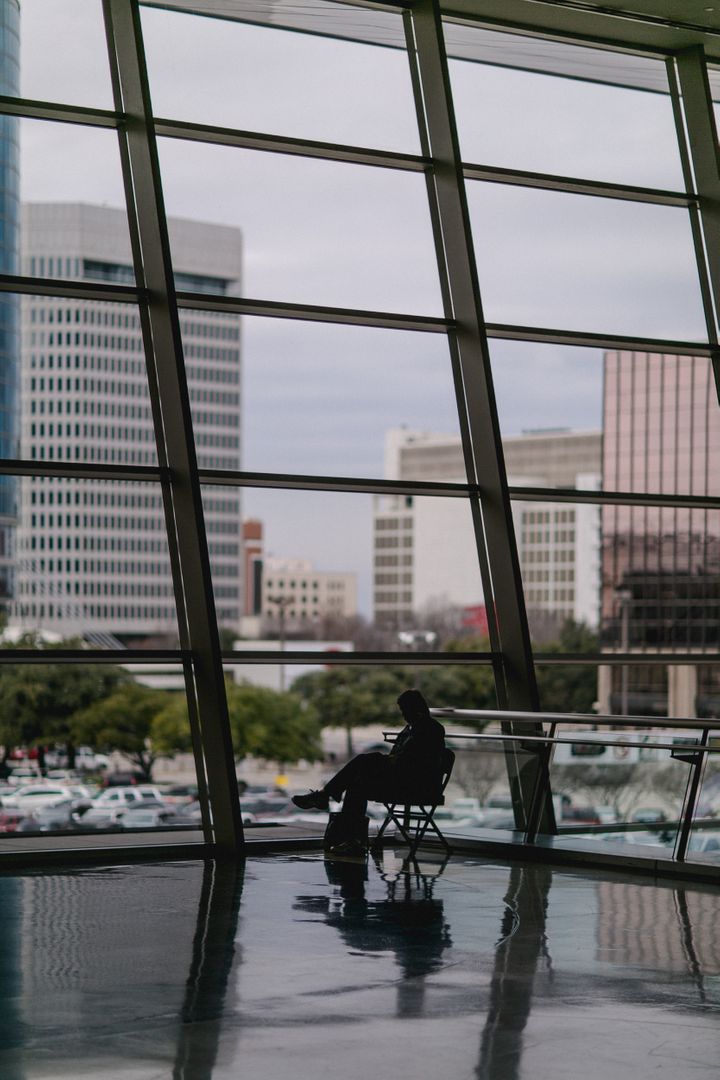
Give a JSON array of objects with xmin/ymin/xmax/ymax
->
[{"xmin": 143, "ymin": 1, "xmax": 720, "ymax": 101}]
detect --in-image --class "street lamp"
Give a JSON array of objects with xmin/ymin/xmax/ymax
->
[{"xmin": 266, "ymin": 594, "xmax": 293, "ymax": 692}]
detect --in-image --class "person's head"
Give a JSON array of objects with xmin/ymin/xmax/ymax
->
[{"xmin": 397, "ymin": 688, "xmax": 431, "ymax": 726}]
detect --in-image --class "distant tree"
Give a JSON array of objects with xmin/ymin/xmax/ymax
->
[
  {"xmin": 150, "ymin": 682, "xmax": 322, "ymax": 767},
  {"xmin": 552, "ymin": 762, "xmax": 653, "ymax": 818},
  {"xmin": 71, "ymin": 682, "xmax": 167, "ymax": 780},
  {"xmin": 227, "ymin": 683, "xmax": 322, "ymax": 766},
  {"xmin": 0, "ymin": 634, "xmax": 127, "ymax": 769},
  {"xmin": 452, "ymin": 744, "xmax": 507, "ymax": 803},
  {"xmin": 536, "ymin": 620, "xmax": 599, "ymax": 713},
  {"xmin": 293, "ymin": 666, "xmax": 409, "ymax": 757}
]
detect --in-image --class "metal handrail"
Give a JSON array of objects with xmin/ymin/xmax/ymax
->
[
  {"xmin": 430, "ymin": 707, "xmax": 719, "ymax": 731},
  {"xmin": 384, "ymin": 710, "xmax": 720, "ymax": 863}
]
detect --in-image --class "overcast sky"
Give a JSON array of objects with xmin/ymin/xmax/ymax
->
[{"xmin": 16, "ymin": 1, "xmax": 709, "ymax": 613}]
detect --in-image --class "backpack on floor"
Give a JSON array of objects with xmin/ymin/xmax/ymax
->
[{"xmin": 323, "ymin": 812, "xmax": 369, "ymax": 855}]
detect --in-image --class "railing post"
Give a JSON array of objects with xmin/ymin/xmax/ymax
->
[{"xmin": 673, "ymin": 728, "xmax": 709, "ymax": 863}]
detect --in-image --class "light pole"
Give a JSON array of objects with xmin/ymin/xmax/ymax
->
[{"xmin": 266, "ymin": 594, "xmax": 293, "ymax": 692}]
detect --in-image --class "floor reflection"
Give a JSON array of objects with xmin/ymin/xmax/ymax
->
[
  {"xmin": 476, "ymin": 864, "xmax": 553, "ymax": 1080},
  {"xmin": 173, "ymin": 859, "xmax": 245, "ymax": 1080},
  {"xmin": 0, "ymin": 854, "xmax": 717, "ymax": 1079},
  {"xmin": 294, "ymin": 852, "xmax": 452, "ymax": 1019}
]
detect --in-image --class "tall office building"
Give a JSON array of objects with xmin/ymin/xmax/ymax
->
[
  {"xmin": 373, "ymin": 427, "xmax": 601, "ymax": 629},
  {"xmin": 14, "ymin": 203, "xmax": 242, "ymax": 640},
  {"xmin": 0, "ymin": 0, "xmax": 20, "ymax": 608},
  {"xmin": 600, "ymin": 350, "xmax": 720, "ymax": 717}
]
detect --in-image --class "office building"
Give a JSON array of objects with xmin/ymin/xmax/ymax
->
[
  {"xmin": 13, "ymin": 202, "xmax": 242, "ymax": 640},
  {"xmin": 599, "ymin": 350, "xmax": 720, "ymax": 716},
  {"xmin": 262, "ymin": 556, "xmax": 357, "ymax": 629},
  {"xmin": 374, "ymin": 427, "xmax": 601, "ymax": 630}
]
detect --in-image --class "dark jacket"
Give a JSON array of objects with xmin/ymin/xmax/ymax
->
[{"xmin": 388, "ymin": 716, "xmax": 446, "ymax": 794}]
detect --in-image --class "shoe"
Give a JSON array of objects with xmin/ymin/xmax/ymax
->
[{"xmin": 292, "ymin": 789, "xmax": 330, "ymax": 811}]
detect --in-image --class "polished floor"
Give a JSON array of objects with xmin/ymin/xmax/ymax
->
[{"xmin": 0, "ymin": 852, "xmax": 717, "ymax": 1079}]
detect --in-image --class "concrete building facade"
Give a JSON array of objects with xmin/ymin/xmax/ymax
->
[
  {"xmin": 373, "ymin": 427, "xmax": 601, "ymax": 630},
  {"xmin": 13, "ymin": 203, "xmax": 242, "ymax": 640}
]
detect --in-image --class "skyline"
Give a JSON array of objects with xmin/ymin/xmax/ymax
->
[{"xmin": 11, "ymin": 1, "xmax": 715, "ymax": 620}]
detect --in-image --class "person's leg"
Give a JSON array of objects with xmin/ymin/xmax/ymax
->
[
  {"xmin": 332, "ymin": 753, "xmax": 388, "ymax": 819},
  {"xmin": 293, "ymin": 752, "xmax": 388, "ymax": 812}
]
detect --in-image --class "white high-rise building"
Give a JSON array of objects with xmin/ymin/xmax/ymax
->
[
  {"xmin": 14, "ymin": 203, "xmax": 242, "ymax": 640},
  {"xmin": 373, "ymin": 428, "xmax": 602, "ymax": 630}
]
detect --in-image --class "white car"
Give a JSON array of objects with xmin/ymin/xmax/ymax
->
[
  {"xmin": 81, "ymin": 786, "xmax": 165, "ymax": 823},
  {"xmin": 2, "ymin": 784, "xmax": 79, "ymax": 811}
]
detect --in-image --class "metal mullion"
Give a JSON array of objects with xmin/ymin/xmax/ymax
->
[
  {"xmin": 0, "ymin": 93, "xmax": 120, "ymax": 128},
  {"xmin": 154, "ymin": 117, "xmax": 429, "ymax": 172},
  {"xmin": 534, "ymin": 652, "xmax": 720, "ymax": 665},
  {"xmin": 0, "ymin": 274, "xmax": 140, "ymax": 304},
  {"xmin": 510, "ymin": 484, "xmax": 720, "ymax": 510},
  {"xmin": 223, "ymin": 649, "xmax": 495, "ymax": 666},
  {"xmin": 485, "ymin": 321, "xmax": 715, "ymax": 355},
  {"xmin": 408, "ymin": 0, "xmax": 554, "ymax": 834},
  {"xmin": 199, "ymin": 467, "xmax": 474, "ymax": 498},
  {"xmin": 463, "ymin": 162, "xmax": 694, "ymax": 207},
  {"xmin": 0, "ymin": 648, "xmax": 188, "ymax": 664},
  {"xmin": 404, "ymin": 8, "xmax": 503, "ymax": 672},
  {"xmin": 103, "ymin": 0, "xmax": 243, "ymax": 854},
  {"xmin": 673, "ymin": 47, "xmax": 720, "ymax": 406},
  {"xmin": 666, "ymin": 57, "xmax": 719, "ymax": 348},
  {"xmin": 0, "ymin": 459, "xmax": 163, "ymax": 482},
  {"xmin": 175, "ymin": 291, "xmax": 450, "ymax": 333}
]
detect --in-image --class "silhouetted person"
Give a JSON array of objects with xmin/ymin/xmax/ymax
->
[{"xmin": 292, "ymin": 689, "xmax": 445, "ymax": 820}]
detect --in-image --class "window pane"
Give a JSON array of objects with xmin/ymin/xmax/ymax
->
[
  {"xmin": 20, "ymin": 122, "xmax": 132, "ymax": 271},
  {"xmin": 601, "ymin": 505, "xmax": 720, "ymax": 653},
  {"xmin": 492, "ymin": 342, "xmax": 603, "ymax": 451},
  {"xmin": 158, "ymin": 141, "xmax": 442, "ymax": 314},
  {"xmin": 18, "ymin": 294, "xmax": 155, "ymax": 468},
  {"xmin": 448, "ymin": 26, "xmax": 684, "ymax": 190},
  {"xmin": 511, "ymin": 499, "xmax": 601, "ymax": 643},
  {"xmin": 467, "ymin": 182, "xmax": 706, "ymax": 340},
  {"xmin": 548, "ymin": 719, "xmax": 689, "ymax": 852},
  {"xmin": 603, "ymin": 351, "xmax": 720, "ymax": 497},
  {"xmin": 141, "ymin": 3, "xmax": 419, "ymax": 153},
  {"xmin": 17, "ymin": 0, "xmax": 113, "ymax": 109},
  {"xmin": 13, "ymin": 479, "xmax": 178, "ymax": 644},
  {"xmin": 205, "ymin": 486, "xmax": 484, "ymax": 648},
  {"xmin": 219, "ymin": 316, "xmax": 459, "ymax": 478},
  {"xmin": 492, "ymin": 344, "xmax": 720, "ymax": 496}
]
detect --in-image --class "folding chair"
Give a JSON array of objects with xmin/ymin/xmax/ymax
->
[{"xmin": 371, "ymin": 748, "xmax": 455, "ymax": 861}]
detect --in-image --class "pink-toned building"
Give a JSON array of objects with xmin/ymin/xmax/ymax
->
[{"xmin": 601, "ymin": 351, "xmax": 720, "ymax": 716}]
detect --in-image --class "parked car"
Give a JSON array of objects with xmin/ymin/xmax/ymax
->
[
  {"xmin": 631, "ymin": 807, "xmax": 668, "ymax": 824},
  {"xmin": 2, "ymin": 784, "xmax": 82, "ymax": 812},
  {"xmin": 43, "ymin": 747, "xmax": 110, "ymax": 771},
  {"xmin": 0, "ymin": 810, "xmax": 27, "ymax": 832},
  {"xmin": 120, "ymin": 807, "xmax": 183, "ymax": 829},
  {"xmin": 159, "ymin": 784, "xmax": 199, "ymax": 806},
  {"xmin": 15, "ymin": 800, "xmax": 87, "ymax": 833},
  {"xmin": 7, "ymin": 766, "xmax": 42, "ymax": 785},
  {"xmin": 102, "ymin": 770, "xmax": 146, "ymax": 788},
  {"xmin": 79, "ymin": 786, "xmax": 165, "ymax": 824}
]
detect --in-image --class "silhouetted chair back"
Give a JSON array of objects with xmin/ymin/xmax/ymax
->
[{"xmin": 372, "ymin": 747, "xmax": 455, "ymax": 860}]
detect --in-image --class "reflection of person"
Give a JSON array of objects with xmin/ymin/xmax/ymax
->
[
  {"xmin": 293, "ymin": 855, "xmax": 452, "ymax": 1019},
  {"xmin": 292, "ymin": 689, "xmax": 446, "ymax": 820}
]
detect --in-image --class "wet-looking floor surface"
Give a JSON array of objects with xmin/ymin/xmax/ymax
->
[{"xmin": 0, "ymin": 852, "xmax": 717, "ymax": 1079}]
